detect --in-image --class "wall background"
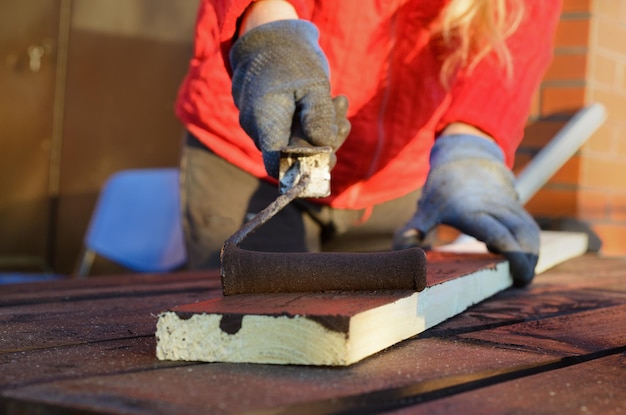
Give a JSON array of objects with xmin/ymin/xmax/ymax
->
[
  {"xmin": 517, "ymin": 0, "xmax": 626, "ymax": 256},
  {"xmin": 0, "ymin": 0, "xmax": 198, "ymax": 274},
  {"xmin": 1, "ymin": 0, "xmax": 624, "ymax": 275}
]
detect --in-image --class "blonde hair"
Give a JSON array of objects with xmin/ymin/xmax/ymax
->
[{"xmin": 437, "ymin": 0, "xmax": 524, "ymax": 85}]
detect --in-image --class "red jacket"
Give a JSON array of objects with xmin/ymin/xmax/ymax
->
[{"xmin": 176, "ymin": 0, "xmax": 561, "ymax": 210}]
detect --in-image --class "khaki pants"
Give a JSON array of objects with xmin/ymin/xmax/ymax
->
[{"xmin": 179, "ymin": 133, "xmax": 421, "ymax": 270}]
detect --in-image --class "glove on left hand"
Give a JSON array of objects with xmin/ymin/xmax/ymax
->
[{"xmin": 393, "ymin": 134, "xmax": 540, "ymax": 287}]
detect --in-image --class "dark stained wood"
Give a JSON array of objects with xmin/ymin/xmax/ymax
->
[
  {"xmin": 0, "ymin": 338, "xmax": 560, "ymax": 415},
  {"xmin": 458, "ymin": 304, "xmax": 626, "ymax": 355},
  {"xmin": 1, "ymin": 292, "xmax": 206, "ymax": 353},
  {"xmin": 169, "ymin": 251, "xmax": 505, "ymax": 330},
  {"xmin": 0, "ymin": 271, "xmax": 218, "ymax": 358},
  {"xmin": 428, "ymin": 284, "xmax": 626, "ymax": 336},
  {"xmin": 172, "ymin": 290, "xmax": 416, "ymax": 335},
  {"xmin": 425, "ymin": 251, "xmax": 504, "ymax": 285},
  {"xmin": 391, "ymin": 354, "xmax": 626, "ymax": 415},
  {"xmin": 0, "ymin": 270, "xmax": 220, "ymax": 307},
  {"xmin": 1, "ymin": 254, "xmax": 625, "ymax": 414},
  {"xmin": 0, "ymin": 337, "xmax": 187, "ymax": 390}
]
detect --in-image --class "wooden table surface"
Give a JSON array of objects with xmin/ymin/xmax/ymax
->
[{"xmin": 1, "ymin": 254, "xmax": 625, "ymax": 415}]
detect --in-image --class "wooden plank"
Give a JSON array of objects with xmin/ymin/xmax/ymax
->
[
  {"xmin": 156, "ymin": 253, "xmax": 511, "ymax": 366},
  {"xmin": 534, "ymin": 230, "xmax": 589, "ymax": 273},
  {"xmin": 155, "ymin": 232, "xmax": 590, "ymax": 366}
]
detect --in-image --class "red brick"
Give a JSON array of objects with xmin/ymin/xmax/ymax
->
[
  {"xmin": 577, "ymin": 189, "xmax": 610, "ymax": 220},
  {"xmin": 550, "ymin": 156, "xmax": 581, "ymax": 186},
  {"xmin": 595, "ymin": 17, "xmax": 626, "ymax": 55},
  {"xmin": 541, "ymin": 86, "xmax": 586, "ymax": 116},
  {"xmin": 583, "ymin": 123, "xmax": 614, "ymax": 154},
  {"xmin": 591, "ymin": 223, "xmax": 626, "ymax": 256},
  {"xmin": 544, "ymin": 54, "xmax": 588, "ymax": 82},
  {"xmin": 594, "ymin": 1, "xmax": 625, "ymax": 18},
  {"xmin": 522, "ymin": 120, "xmax": 568, "ymax": 149},
  {"xmin": 615, "ymin": 127, "xmax": 626, "ymax": 157},
  {"xmin": 582, "ymin": 157, "xmax": 626, "ymax": 190},
  {"xmin": 561, "ymin": 0, "xmax": 591, "ymax": 13},
  {"xmin": 526, "ymin": 187, "xmax": 578, "ymax": 217},
  {"xmin": 589, "ymin": 88, "xmax": 626, "ymax": 118},
  {"xmin": 609, "ymin": 193, "xmax": 626, "ymax": 222},
  {"xmin": 590, "ymin": 53, "xmax": 617, "ymax": 86},
  {"xmin": 553, "ymin": 19, "xmax": 590, "ymax": 49},
  {"xmin": 513, "ymin": 155, "xmax": 581, "ymax": 187}
]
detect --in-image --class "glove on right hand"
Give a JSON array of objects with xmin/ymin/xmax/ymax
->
[
  {"xmin": 393, "ymin": 134, "xmax": 540, "ymax": 287},
  {"xmin": 230, "ymin": 20, "xmax": 348, "ymax": 177}
]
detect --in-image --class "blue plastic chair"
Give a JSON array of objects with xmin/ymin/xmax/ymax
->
[{"xmin": 75, "ymin": 168, "xmax": 187, "ymax": 277}]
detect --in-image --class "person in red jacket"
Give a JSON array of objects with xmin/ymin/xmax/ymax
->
[{"xmin": 176, "ymin": 0, "xmax": 562, "ymax": 286}]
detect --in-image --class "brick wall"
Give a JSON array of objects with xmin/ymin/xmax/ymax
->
[{"xmin": 516, "ymin": 0, "xmax": 626, "ymax": 257}]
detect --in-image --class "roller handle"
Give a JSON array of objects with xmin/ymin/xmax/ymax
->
[{"xmin": 220, "ymin": 245, "xmax": 427, "ymax": 295}]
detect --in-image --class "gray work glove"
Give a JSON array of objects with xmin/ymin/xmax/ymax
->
[
  {"xmin": 393, "ymin": 134, "xmax": 540, "ymax": 287},
  {"xmin": 230, "ymin": 20, "xmax": 350, "ymax": 177}
]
